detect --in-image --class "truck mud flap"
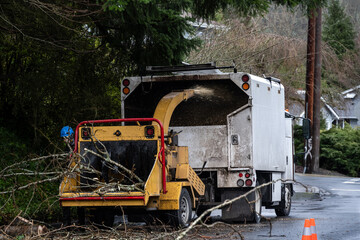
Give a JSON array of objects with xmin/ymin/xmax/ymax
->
[{"xmin": 220, "ymin": 189, "xmax": 256, "ymax": 222}]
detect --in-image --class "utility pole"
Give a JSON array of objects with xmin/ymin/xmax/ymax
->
[
  {"xmin": 304, "ymin": 9, "xmax": 316, "ymax": 173},
  {"xmin": 312, "ymin": 8, "xmax": 322, "ymax": 173}
]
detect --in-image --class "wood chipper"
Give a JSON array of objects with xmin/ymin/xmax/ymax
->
[{"xmin": 59, "ymin": 89, "xmax": 205, "ymax": 227}]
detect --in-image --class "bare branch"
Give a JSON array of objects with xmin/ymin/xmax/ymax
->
[
  {"xmin": 83, "ymin": 147, "xmax": 144, "ymax": 184},
  {"xmin": 176, "ymin": 179, "xmax": 293, "ymax": 240},
  {"xmin": 0, "ymin": 176, "xmax": 61, "ymax": 195}
]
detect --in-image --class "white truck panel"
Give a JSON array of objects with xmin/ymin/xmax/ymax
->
[
  {"xmin": 217, "ymin": 169, "xmax": 253, "ymax": 188},
  {"xmin": 227, "ymin": 106, "xmax": 253, "ymax": 168},
  {"xmin": 285, "ymin": 117, "xmax": 292, "ymax": 138},
  {"xmin": 283, "ymin": 118, "xmax": 294, "ymax": 180},
  {"xmin": 250, "ymin": 76, "xmax": 286, "ymax": 172},
  {"xmin": 169, "ymin": 125, "xmax": 228, "ymax": 169}
]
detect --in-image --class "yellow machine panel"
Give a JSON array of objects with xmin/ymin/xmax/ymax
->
[
  {"xmin": 60, "ymin": 192, "xmax": 146, "ymax": 207},
  {"xmin": 144, "ymin": 158, "xmax": 163, "ymax": 202},
  {"xmin": 158, "ymin": 182, "xmax": 183, "ymax": 210},
  {"xmin": 59, "ymin": 173, "xmax": 78, "ymax": 193},
  {"xmin": 79, "ymin": 125, "xmax": 160, "ymax": 141},
  {"xmin": 176, "ymin": 164, "xmax": 205, "ymax": 196}
]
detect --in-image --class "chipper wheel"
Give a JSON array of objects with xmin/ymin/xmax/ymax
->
[{"xmin": 171, "ymin": 188, "xmax": 192, "ymax": 227}]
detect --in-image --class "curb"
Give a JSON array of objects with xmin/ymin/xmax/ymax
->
[
  {"xmin": 293, "ymin": 183, "xmax": 322, "ymax": 200},
  {"xmin": 293, "ymin": 191, "xmax": 321, "ymax": 200}
]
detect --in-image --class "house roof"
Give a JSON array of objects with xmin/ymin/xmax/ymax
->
[
  {"xmin": 323, "ymin": 100, "xmax": 340, "ymax": 119},
  {"xmin": 344, "ymin": 93, "xmax": 356, "ymax": 99},
  {"xmin": 342, "ymin": 85, "xmax": 360, "ymax": 98},
  {"xmin": 293, "ymin": 90, "xmax": 358, "ymax": 121}
]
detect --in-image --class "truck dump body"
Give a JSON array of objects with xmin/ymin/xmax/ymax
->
[
  {"xmin": 124, "ymin": 79, "xmax": 248, "ymax": 126},
  {"xmin": 122, "ymin": 72, "xmax": 288, "ymax": 174},
  {"xmin": 123, "ymin": 76, "xmax": 251, "ymax": 174}
]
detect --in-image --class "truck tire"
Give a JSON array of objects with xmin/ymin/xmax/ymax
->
[
  {"xmin": 171, "ymin": 188, "xmax": 192, "ymax": 227},
  {"xmin": 275, "ymin": 184, "xmax": 292, "ymax": 217}
]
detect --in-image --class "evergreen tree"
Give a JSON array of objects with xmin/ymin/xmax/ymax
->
[
  {"xmin": 323, "ymin": 0, "xmax": 356, "ymax": 57},
  {"xmin": 0, "ymin": 0, "xmax": 326, "ymax": 149}
]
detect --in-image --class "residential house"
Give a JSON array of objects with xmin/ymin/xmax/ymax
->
[
  {"xmin": 340, "ymin": 86, "xmax": 360, "ymax": 127},
  {"xmin": 289, "ymin": 89, "xmax": 360, "ymax": 130}
]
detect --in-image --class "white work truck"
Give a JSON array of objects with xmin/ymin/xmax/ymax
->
[{"xmin": 121, "ymin": 63, "xmax": 294, "ymax": 222}]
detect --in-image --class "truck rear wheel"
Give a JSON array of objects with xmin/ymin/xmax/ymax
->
[
  {"xmin": 171, "ymin": 188, "xmax": 192, "ymax": 227},
  {"xmin": 275, "ymin": 184, "xmax": 292, "ymax": 216}
]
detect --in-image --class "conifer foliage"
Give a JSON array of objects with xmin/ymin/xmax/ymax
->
[
  {"xmin": 323, "ymin": 0, "xmax": 356, "ymax": 57},
  {"xmin": 320, "ymin": 125, "xmax": 360, "ymax": 177}
]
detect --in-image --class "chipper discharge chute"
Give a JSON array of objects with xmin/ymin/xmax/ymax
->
[{"xmin": 59, "ymin": 90, "xmax": 205, "ymax": 227}]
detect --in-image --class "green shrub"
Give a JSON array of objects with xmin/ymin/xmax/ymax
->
[
  {"xmin": 0, "ymin": 126, "xmax": 62, "ymax": 224},
  {"xmin": 320, "ymin": 125, "xmax": 360, "ymax": 177},
  {"xmin": 0, "ymin": 126, "xmax": 28, "ymax": 167}
]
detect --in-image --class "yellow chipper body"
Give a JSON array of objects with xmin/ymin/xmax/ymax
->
[{"xmin": 59, "ymin": 90, "xmax": 205, "ymax": 227}]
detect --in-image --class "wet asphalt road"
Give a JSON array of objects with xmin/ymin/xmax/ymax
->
[
  {"xmin": 56, "ymin": 174, "xmax": 359, "ymax": 239},
  {"xmin": 234, "ymin": 174, "xmax": 360, "ymax": 240}
]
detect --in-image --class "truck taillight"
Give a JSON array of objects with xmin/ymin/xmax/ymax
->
[
  {"xmin": 237, "ymin": 179, "xmax": 244, "ymax": 187},
  {"xmin": 242, "ymin": 83, "xmax": 250, "ymax": 90},
  {"xmin": 241, "ymin": 74, "xmax": 250, "ymax": 90},
  {"xmin": 245, "ymin": 179, "xmax": 253, "ymax": 187},
  {"xmin": 123, "ymin": 87, "xmax": 130, "ymax": 95},
  {"xmin": 145, "ymin": 126, "xmax": 155, "ymax": 138},
  {"xmin": 123, "ymin": 79, "xmax": 130, "ymax": 94},
  {"xmin": 242, "ymin": 74, "xmax": 249, "ymax": 82},
  {"xmin": 81, "ymin": 128, "xmax": 91, "ymax": 140},
  {"xmin": 123, "ymin": 79, "xmax": 130, "ymax": 86},
  {"xmin": 245, "ymin": 173, "xmax": 250, "ymax": 178},
  {"xmin": 239, "ymin": 173, "xmax": 243, "ymax": 177}
]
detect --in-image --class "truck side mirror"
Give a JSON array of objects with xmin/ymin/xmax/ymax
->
[{"xmin": 302, "ymin": 118, "xmax": 311, "ymax": 139}]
